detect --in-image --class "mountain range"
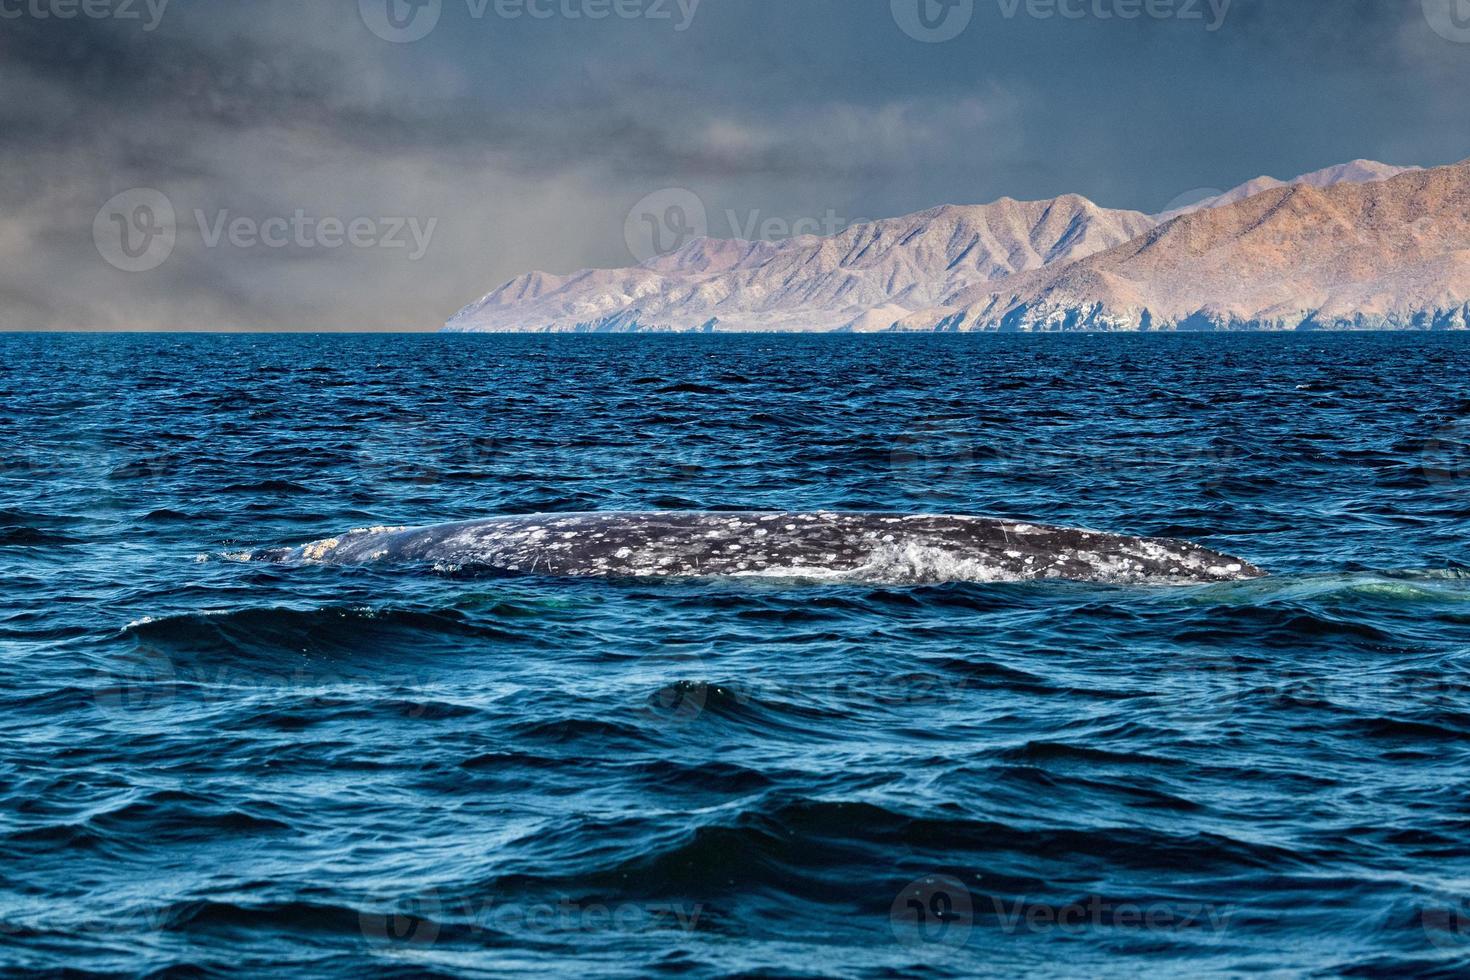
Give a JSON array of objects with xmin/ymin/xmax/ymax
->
[
  {"xmin": 445, "ymin": 158, "xmax": 1470, "ymax": 333},
  {"xmin": 1152, "ymin": 159, "xmax": 1417, "ymax": 220}
]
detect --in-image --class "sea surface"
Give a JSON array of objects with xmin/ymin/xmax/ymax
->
[{"xmin": 4, "ymin": 332, "xmax": 1470, "ymax": 979}]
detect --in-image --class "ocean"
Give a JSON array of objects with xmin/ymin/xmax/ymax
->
[{"xmin": 3, "ymin": 331, "xmax": 1470, "ymax": 977}]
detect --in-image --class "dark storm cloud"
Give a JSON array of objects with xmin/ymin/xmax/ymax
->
[
  {"xmin": 0, "ymin": 2, "xmax": 908, "ymax": 190},
  {"xmin": 0, "ymin": 0, "xmax": 1466, "ymax": 329}
]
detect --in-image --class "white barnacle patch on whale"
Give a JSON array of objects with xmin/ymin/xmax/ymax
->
[{"xmin": 301, "ymin": 537, "xmax": 343, "ymax": 562}]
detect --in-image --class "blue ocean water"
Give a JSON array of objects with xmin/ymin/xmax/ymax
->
[{"xmin": 3, "ymin": 331, "xmax": 1470, "ymax": 978}]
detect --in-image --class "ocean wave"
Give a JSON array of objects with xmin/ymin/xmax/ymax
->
[
  {"xmin": 120, "ymin": 604, "xmax": 523, "ymax": 659},
  {"xmin": 464, "ymin": 797, "xmax": 1308, "ymax": 909},
  {"xmin": 0, "ymin": 525, "xmax": 80, "ymax": 546},
  {"xmin": 12, "ymin": 334, "xmax": 1470, "ymax": 976}
]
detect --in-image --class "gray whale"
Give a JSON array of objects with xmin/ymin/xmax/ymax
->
[{"xmin": 252, "ymin": 512, "xmax": 1263, "ymax": 585}]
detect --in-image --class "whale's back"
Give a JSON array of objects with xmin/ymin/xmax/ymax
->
[{"xmin": 253, "ymin": 512, "xmax": 1264, "ymax": 585}]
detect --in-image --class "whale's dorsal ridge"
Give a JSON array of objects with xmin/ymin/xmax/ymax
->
[{"xmin": 252, "ymin": 511, "xmax": 1263, "ymax": 586}]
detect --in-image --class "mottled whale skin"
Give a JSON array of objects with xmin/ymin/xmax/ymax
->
[{"xmin": 253, "ymin": 512, "xmax": 1264, "ymax": 585}]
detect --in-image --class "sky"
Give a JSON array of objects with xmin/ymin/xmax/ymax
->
[{"xmin": 2, "ymin": 0, "xmax": 1469, "ymax": 330}]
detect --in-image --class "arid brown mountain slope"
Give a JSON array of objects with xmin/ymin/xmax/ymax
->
[
  {"xmin": 446, "ymin": 157, "xmax": 1456, "ymax": 332},
  {"xmin": 949, "ymin": 158, "xmax": 1470, "ymax": 332},
  {"xmin": 447, "ymin": 195, "xmax": 1155, "ymax": 332}
]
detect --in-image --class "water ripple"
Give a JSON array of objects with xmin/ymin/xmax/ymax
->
[{"xmin": 4, "ymin": 333, "xmax": 1470, "ymax": 976}]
